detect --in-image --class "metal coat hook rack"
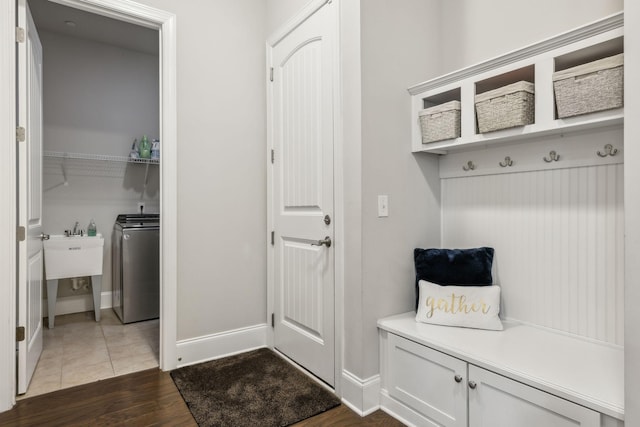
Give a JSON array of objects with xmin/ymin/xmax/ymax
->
[
  {"xmin": 499, "ymin": 156, "xmax": 514, "ymax": 167},
  {"xmin": 462, "ymin": 161, "xmax": 476, "ymax": 171},
  {"xmin": 597, "ymin": 144, "xmax": 618, "ymax": 157},
  {"xmin": 543, "ymin": 151, "xmax": 560, "ymax": 163}
]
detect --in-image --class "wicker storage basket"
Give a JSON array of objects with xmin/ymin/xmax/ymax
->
[
  {"xmin": 553, "ymin": 53, "xmax": 623, "ymax": 119},
  {"xmin": 419, "ymin": 100, "xmax": 461, "ymax": 143},
  {"xmin": 475, "ymin": 81, "xmax": 535, "ymax": 133}
]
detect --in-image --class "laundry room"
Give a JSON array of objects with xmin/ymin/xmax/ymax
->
[
  {"xmin": 23, "ymin": 0, "xmax": 162, "ymax": 395},
  {"xmin": 35, "ymin": 0, "xmax": 159, "ymax": 315}
]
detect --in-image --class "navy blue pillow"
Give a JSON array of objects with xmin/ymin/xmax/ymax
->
[{"xmin": 414, "ymin": 247, "xmax": 495, "ymax": 308}]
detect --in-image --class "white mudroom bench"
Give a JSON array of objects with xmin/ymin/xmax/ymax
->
[{"xmin": 378, "ymin": 312, "xmax": 624, "ymax": 427}]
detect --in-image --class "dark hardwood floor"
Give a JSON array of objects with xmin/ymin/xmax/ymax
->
[{"xmin": 0, "ymin": 369, "xmax": 405, "ymax": 426}]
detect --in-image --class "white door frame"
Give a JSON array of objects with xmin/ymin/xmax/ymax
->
[
  {"xmin": 266, "ymin": 0, "xmax": 344, "ymax": 395},
  {"xmin": 0, "ymin": 0, "xmax": 177, "ymax": 411}
]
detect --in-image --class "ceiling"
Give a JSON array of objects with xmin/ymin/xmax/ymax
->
[{"xmin": 28, "ymin": 0, "xmax": 159, "ymax": 56}]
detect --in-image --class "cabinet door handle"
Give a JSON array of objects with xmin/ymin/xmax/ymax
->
[
  {"xmin": 454, "ymin": 374, "xmax": 463, "ymax": 383},
  {"xmin": 468, "ymin": 380, "xmax": 477, "ymax": 389}
]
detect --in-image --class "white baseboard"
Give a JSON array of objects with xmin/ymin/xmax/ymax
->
[
  {"xmin": 43, "ymin": 291, "xmax": 112, "ymax": 317},
  {"xmin": 100, "ymin": 291, "xmax": 112, "ymax": 309},
  {"xmin": 176, "ymin": 324, "xmax": 268, "ymax": 368},
  {"xmin": 340, "ymin": 370, "xmax": 380, "ymax": 416}
]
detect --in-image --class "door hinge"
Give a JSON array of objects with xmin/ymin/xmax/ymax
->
[
  {"xmin": 16, "ymin": 326, "xmax": 25, "ymax": 342},
  {"xmin": 16, "ymin": 27, "xmax": 25, "ymax": 43},
  {"xmin": 271, "ymin": 230, "xmax": 275, "ymax": 246},
  {"xmin": 271, "ymin": 149, "xmax": 274, "ymax": 164},
  {"xmin": 269, "ymin": 67, "xmax": 274, "ymax": 82},
  {"xmin": 16, "ymin": 126, "xmax": 26, "ymax": 142},
  {"xmin": 271, "ymin": 313, "xmax": 275, "ymax": 328},
  {"xmin": 17, "ymin": 226, "xmax": 26, "ymax": 242}
]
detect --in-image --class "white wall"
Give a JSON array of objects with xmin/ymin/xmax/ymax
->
[
  {"xmin": 266, "ymin": 0, "xmax": 306, "ymax": 35},
  {"xmin": 624, "ymin": 0, "xmax": 640, "ymax": 423},
  {"xmin": 442, "ymin": 149, "xmax": 624, "ymax": 345},
  {"xmin": 358, "ymin": 0, "xmax": 441, "ymax": 379},
  {"xmin": 339, "ymin": 0, "xmax": 364, "ymax": 382},
  {"xmin": 131, "ymin": 0, "xmax": 268, "ymax": 341},
  {"xmin": 41, "ymin": 31, "xmax": 159, "ymax": 302},
  {"xmin": 440, "ymin": 0, "xmax": 623, "ymax": 73}
]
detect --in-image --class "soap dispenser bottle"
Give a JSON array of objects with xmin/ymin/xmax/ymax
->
[
  {"xmin": 87, "ymin": 219, "xmax": 97, "ymax": 237},
  {"xmin": 150, "ymin": 139, "xmax": 160, "ymax": 160},
  {"xmin": 139, "ymin": 135, "xmax": 151, "ymax": 159}
]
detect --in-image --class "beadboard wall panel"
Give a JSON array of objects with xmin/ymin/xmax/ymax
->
[{"xmin": 441, "ymin": 164, "xmax": 624, "ymax": 345}]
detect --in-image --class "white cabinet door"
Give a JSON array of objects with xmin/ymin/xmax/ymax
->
[
  {"xmin": 388, "ymin": 334, "xmax": 468, "ymax": 427},
  {"xmin": 468, "ymin": 365, "xmax": 600, "ymax": 427}
]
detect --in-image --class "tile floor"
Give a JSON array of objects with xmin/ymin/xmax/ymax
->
[{"xmin": 19, "ymin": 308, "xmax": 159, "ymax": 399}]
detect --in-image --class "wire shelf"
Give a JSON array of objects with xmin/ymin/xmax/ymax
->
[
  {"xmin": 43, "ymin": 151, "xmax": 159, "ymax": 164},
  {"xmin": 43, "ymin": 151, "xmax": 158, "ymax": 189}
]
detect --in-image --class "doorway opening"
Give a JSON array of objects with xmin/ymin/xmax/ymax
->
[{"xmin": 15, "ymin": 0, "xmax": 177, "ymax": 399}]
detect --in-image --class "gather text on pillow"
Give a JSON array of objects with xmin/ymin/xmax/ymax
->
[{"xmin": 425, "ymin": 293, "xmax": 491, "ymax": 318}]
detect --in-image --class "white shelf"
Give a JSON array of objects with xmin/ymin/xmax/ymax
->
[
  {"xmin": 418, "ymin": 110, "xmax": 623, "ymax": 155},
  {"xmin": 409, "ymin": 12, "xmax": 624, "ymax": 156},
  {"xmin": 43, "ymin": 151, "xmax": 159, "ymax": 164}
]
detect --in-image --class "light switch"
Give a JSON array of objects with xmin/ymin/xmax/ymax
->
[{"xmin": 378, "ymin": 195, "xmax": 389, "ymax": 217}]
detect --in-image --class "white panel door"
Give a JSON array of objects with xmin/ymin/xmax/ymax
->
[
  {"xmin": 271, "ymin": 2, "xmax": 335, "ymax": 386},
  {"xmin": 17, "ymin": 0, "xmax": 44, "ymax": 395},
  {"xmin": 468, "ymin": 365, "xmax": 599, "ymax": 427}
]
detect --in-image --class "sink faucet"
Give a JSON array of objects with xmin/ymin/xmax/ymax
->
[{"xmin": 65, "ymin": 221, "xmax": 84, "ymax": 236}]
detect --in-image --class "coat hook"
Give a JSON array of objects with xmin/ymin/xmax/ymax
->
[
  {"xmin": 543, "ymin": 151, "xmax": 560, "ymax": 163},
  {"xmin": 597, "ymin": 144, "xmax": 618, "ymax": 158},
  {"xmin": 499, "ymin": 156, "xmax": 514, "ymax": 167},
  {"xmin": 462, "ymin": 161, "xmax": 475, "ymax": 171}
]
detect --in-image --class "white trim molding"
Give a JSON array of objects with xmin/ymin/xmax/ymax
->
[
  {"xmin": 0, "ymin": 0, "xmax": 17, "ymax": 413},
  {"xmin": 340, "ymin": 370, "xmax": 381, "ymax": 417},
  {"xmin": 176, "ymin": 324, "xmax": 268, "ymax": 368}
]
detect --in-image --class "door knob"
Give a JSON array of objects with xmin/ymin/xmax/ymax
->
[
  {"xmin": 468, "ymin": 380, "xmax": 477, "ymax": 389},
  {"xmin": 40, "ymin": 233, "xmax": 50, "ymax": 241},
  {"xmin": 311, "ymin": 236, "xmax": 332, "ymax": 248},
  {"xmin": 454, "ymin": 374, "xmax": 463, "ymax": 383}
]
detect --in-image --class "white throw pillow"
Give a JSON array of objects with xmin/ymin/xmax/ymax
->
[{"xmin": 415, "ymin": 280, "xmax": 503, "ymax": 331}]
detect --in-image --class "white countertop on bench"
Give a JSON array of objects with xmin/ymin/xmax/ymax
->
[{"xmin": 378, "ymin": 312, "xmax": 624, "ymax": 420}]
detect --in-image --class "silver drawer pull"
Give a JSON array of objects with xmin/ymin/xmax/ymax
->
[
  {"xmin": 454, "ymin": 374, "xmax": 463, "ymax": 383},
  {"xmin": 468, "ymin": 380, "xmax": 477, "ymax": 389}
]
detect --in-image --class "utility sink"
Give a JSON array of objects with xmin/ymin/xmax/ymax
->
[
  {"xmin": 43, "ymin": 234, "xmax": 104, "ymax": 328},
  {"xmin": 43, "ymin": 234, "xmax": 104, "ymax": 279}
]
